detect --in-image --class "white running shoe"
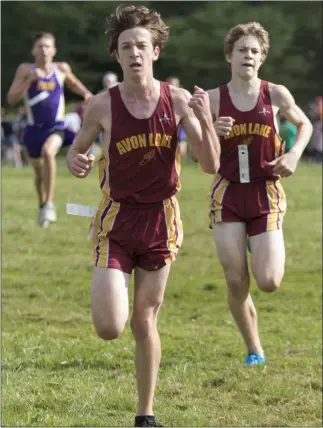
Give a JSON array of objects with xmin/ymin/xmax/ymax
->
[
  {"xmin": 38, "ymin": 206, "xmax": 50, "ymax": 228},
  {"xmin": 43, "ymin": 201, "xmax": 57, "ymax": 223}
]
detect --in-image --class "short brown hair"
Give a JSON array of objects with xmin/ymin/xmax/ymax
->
[
  {"xmin": 105, "ymin": 4, "xmax": 169, "ymax": 55},
  {"xmin": 224, "ymin": 22, "xmax": 269, "ymax": 60},
  {"xmin": 33, "ymin": 32, "xmax": 56, "ymax": 44}
]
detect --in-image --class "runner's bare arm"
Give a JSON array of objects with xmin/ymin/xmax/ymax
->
[
  {"xmin": 273, "ymin": 84, "xmax": 313, "ymax": 158},
  {"xmin": 7, "ymin": 63, "xmax": 35, "ymax": 105},
  {"xmin": 58, "ymin": 62, "xmax": 92, "ymax": 101},
  {"xmin": 207, "ymin": 88, "xmax": 220, "ymax": 120},
  {"xmin": 66, "ymin": 97, "xmax": 103, "ymax": 178},
  {"xmin": 179, "ymin": 88, "xmax": 220, "ymax": 174},
  {"xmin": 187, "ymin": 144, "xmax": 198, "ymax": 163},
  {"xmin": 68, "ymin": 98, "xmax": 102, "ymax": 155}
]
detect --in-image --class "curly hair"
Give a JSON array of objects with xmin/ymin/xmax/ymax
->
[
  {"xmin": 224, "ymin": 22, "xmax": 270, "ymax": 60},
  {"xmin": 106, "ymin": 4, "xmax": 170, "ymax": 55}
]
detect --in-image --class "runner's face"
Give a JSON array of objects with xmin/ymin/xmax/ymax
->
[
  {"xmin": 228, "ymin": 35, "xmax": 263, "ymax": 80},
  {"xmin": 32, "ymin": 37, "xmax": 56, "ymax": 61},
  {"xmin": 116, "ymin": 27, "xmax": 160, "ymax": 79}
]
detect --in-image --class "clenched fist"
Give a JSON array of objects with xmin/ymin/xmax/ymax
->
[
  {"xmin": 188, "ymin": 85, "xmax": 212, "ymax": 122},
  {"xmin": 67, "ymin": 152, "xmax": 95, "ymax": 178},
  {"xmin": 214, "ymin": 116, "xmax": 235, "ymax": 136},
  {"xmin": 267, "ymin": 151, "xmax": 300, "ymax": 178}
]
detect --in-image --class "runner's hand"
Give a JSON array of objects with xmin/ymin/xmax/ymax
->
[
  {"xmin": 214, "ymin": 116, "xmax": 235, "ymax": 136},
  {"xmin": 267, "ymin": 151, "xmax": 300, "ymax": 178},
  {"xmin": 68, "ymin": 153, "xmax": 95, "ymax": 178},
  {"xmin": 188, "ymin": 86, "xmax": 212, "ymax": 122}
]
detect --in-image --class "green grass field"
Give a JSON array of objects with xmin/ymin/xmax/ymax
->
[{"xmin": 2, "ymin": 159, "xmax": 322, "ymax": 427}]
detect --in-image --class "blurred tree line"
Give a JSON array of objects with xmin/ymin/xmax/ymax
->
[{"xmin": 1, "ymin": 1, "xmax": 322, "ymax": 107}]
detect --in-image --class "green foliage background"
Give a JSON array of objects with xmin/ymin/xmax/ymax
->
[{"xmin": 1, "ymin": 1, "xmax": 322, "ymax": 105}]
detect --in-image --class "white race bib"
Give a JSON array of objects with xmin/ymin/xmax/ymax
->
[
  {"xmin": 238, "ymin": 145, "xmax": 250, "ymax": 183},
  {"xmin": 66, "ymin": 203, "xmax": 97, "ymax": 217}
]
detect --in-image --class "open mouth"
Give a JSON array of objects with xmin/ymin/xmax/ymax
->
[
  {"xmin": 242, "ymin": 63, "xmax": 253, "ymax": 68},
  {"xmin": 130, "ymin": 62, "xmax": 142, "ymax": 69}
]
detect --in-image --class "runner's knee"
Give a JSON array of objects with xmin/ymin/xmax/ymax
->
[
  {"xmin": 94, "ymin": 320, "xmax": 126, "ymax": 341},
  {"xmin": 131, "ymin": 316, "xmax": 154, "ymax": 340},
  {"xmin": 91, "ymin": 268, "xmax": 130, "ymax": 341},
  {"xmin": 256, "ymin": 276, "xmax": 281, "ymax": 293},
  {"xmin": 130, "ymin": 307, "xmax": 160, "ymax": 340},
  {"xmin": 41, "ymin": 145, "xmax": 55, "ymax": 159},
  {"xmin": 225, "ymin": 269, "xmax": 250, "ymax": 300}
]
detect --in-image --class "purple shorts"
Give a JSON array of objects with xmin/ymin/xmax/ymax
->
[
  {"xmin": 64, "ymin": 129, "xmax": 76, "ymax": 146},
  {"xmin": 23, "ymin": 124, "xmax": 74, "ymax": 158}
]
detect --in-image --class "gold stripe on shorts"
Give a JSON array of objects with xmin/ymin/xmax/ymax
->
[
  {"xmin": 175, "ymin": 147, "xmax": 182, "ymax": 192},
  {"xmin": 98, "ymin": 156, "xmax": 111, "ymax": 199},
  {"xmin": 164, "ymin": 196, "xmax": 183, "ymax": 264},
  {"xmin": 266, "ymin": 180, "xmax": 286, "ymax": 231},
  {"xmin": 274, "ymin": 132, "xmax": 286, "ymax": 157},
  {"xmin": 92, "ymin": 198, "xmax": 120, "ymax": 268},
  {"xmin": 209, "ymin": 173, "xmax": 230, "ymax": 224}
]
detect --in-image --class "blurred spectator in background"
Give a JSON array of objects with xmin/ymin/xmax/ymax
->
[
  {"xmin": 13, "ymin": 105, "xmax": 27, "ymax": 143},
  {"xmin": 1, "ymin": 107, "xmax": 23, "ymax": 167},
  {"xmin": 311, "ymin": 96, "xmax": 322, "ymax": 163},
  {"xmin": 306, "ymin": 96, "xmax": 322, "ymax": 163},
  {"xmin": 167, "ymin": 76, "xmax": 180, "ymax": 88},
  {"xmin": 279, "ymin": 112, "xmax": 297, "ymax": 153},
  {"xmin": 13, "ymin": 105, "xmax": 28, "ymax": 165},
  {"xmin": 102, "ymin": 71, "xmax": 119, "ymax": 90},
  {"xmin": 64, "ymin": 103, "xmax": 82, "ymax": 147},
  {"xmin": 65, "ymin": 104, "xmax": 82, "ymax": 133}
]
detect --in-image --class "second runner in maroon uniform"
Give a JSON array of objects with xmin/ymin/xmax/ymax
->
[
  {"xmin": 208, "ymin": 22, "xmax": 312, "ymax": 367},
  {"xmin": 210, "ymin": 79, "xmax": 286, "ymax": 237},
  {"xmin": 67, "ymin": 5, "xmax": 220, "ymax": 427}
]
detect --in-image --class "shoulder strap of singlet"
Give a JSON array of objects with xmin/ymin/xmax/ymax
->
[
  {"xmin": 109, "ymin": 85, "xmax": 132, "ymax": 121},
  {"xmin": 261, "ymin": 79, "xmax": 268, "ymax": 89},
  {"xmin": 218, "ymin": 83, "xmax": 233, "ymax": 116},
  {"xmin": 109, "ymin": 85, "xmax": 122, "ymax": 105},
  {"xmin": 160, "ymin": 81, "xmax": 170, "ymax": 96},
  {"xmin": 259, "ymin": 80, "xmax": 271, "ymax": 103},
  {"xmin": 53, "ymin": 62, "xmax": 62, "ymax": 75},
  {"xmin": 219, "ymin": 83, "xmax": 230, "ymax": 99},
  {"xmin": 159, "ymin": 81, "xmax": 176, "ymax": 123}
]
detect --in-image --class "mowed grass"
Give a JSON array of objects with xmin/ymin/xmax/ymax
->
[{"xmin": 1, "ymin": 159, "xmax": 322, "ymax": 427}]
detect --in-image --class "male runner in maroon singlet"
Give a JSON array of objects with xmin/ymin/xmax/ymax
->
[
  {"xmin": 66, "ymin": 5, "xmax": 220, "ymax": 427},
  {"xmin": 208, "ymin": 22, "xmax": 313, "ymax": 366}
]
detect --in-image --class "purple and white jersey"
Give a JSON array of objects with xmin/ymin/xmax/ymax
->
[{"xmin": 24, "ymin": 63, "xmax": 65, "ymax": 127}]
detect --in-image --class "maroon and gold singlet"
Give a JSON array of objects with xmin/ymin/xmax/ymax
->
[
  {"xmin": 217, "ymin": 80, "xmax": 285, "ymax": 183},
  {"xmin": 91, "ymin": 82, "xmax": 183, "ymax": 272},
  {"xmin": 210, "ymin": 81, "xmax": 287, "ymax": 236},
  {"xmin": 99, "ymin": 82, "xmax": 181, "ymax": 203}
]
